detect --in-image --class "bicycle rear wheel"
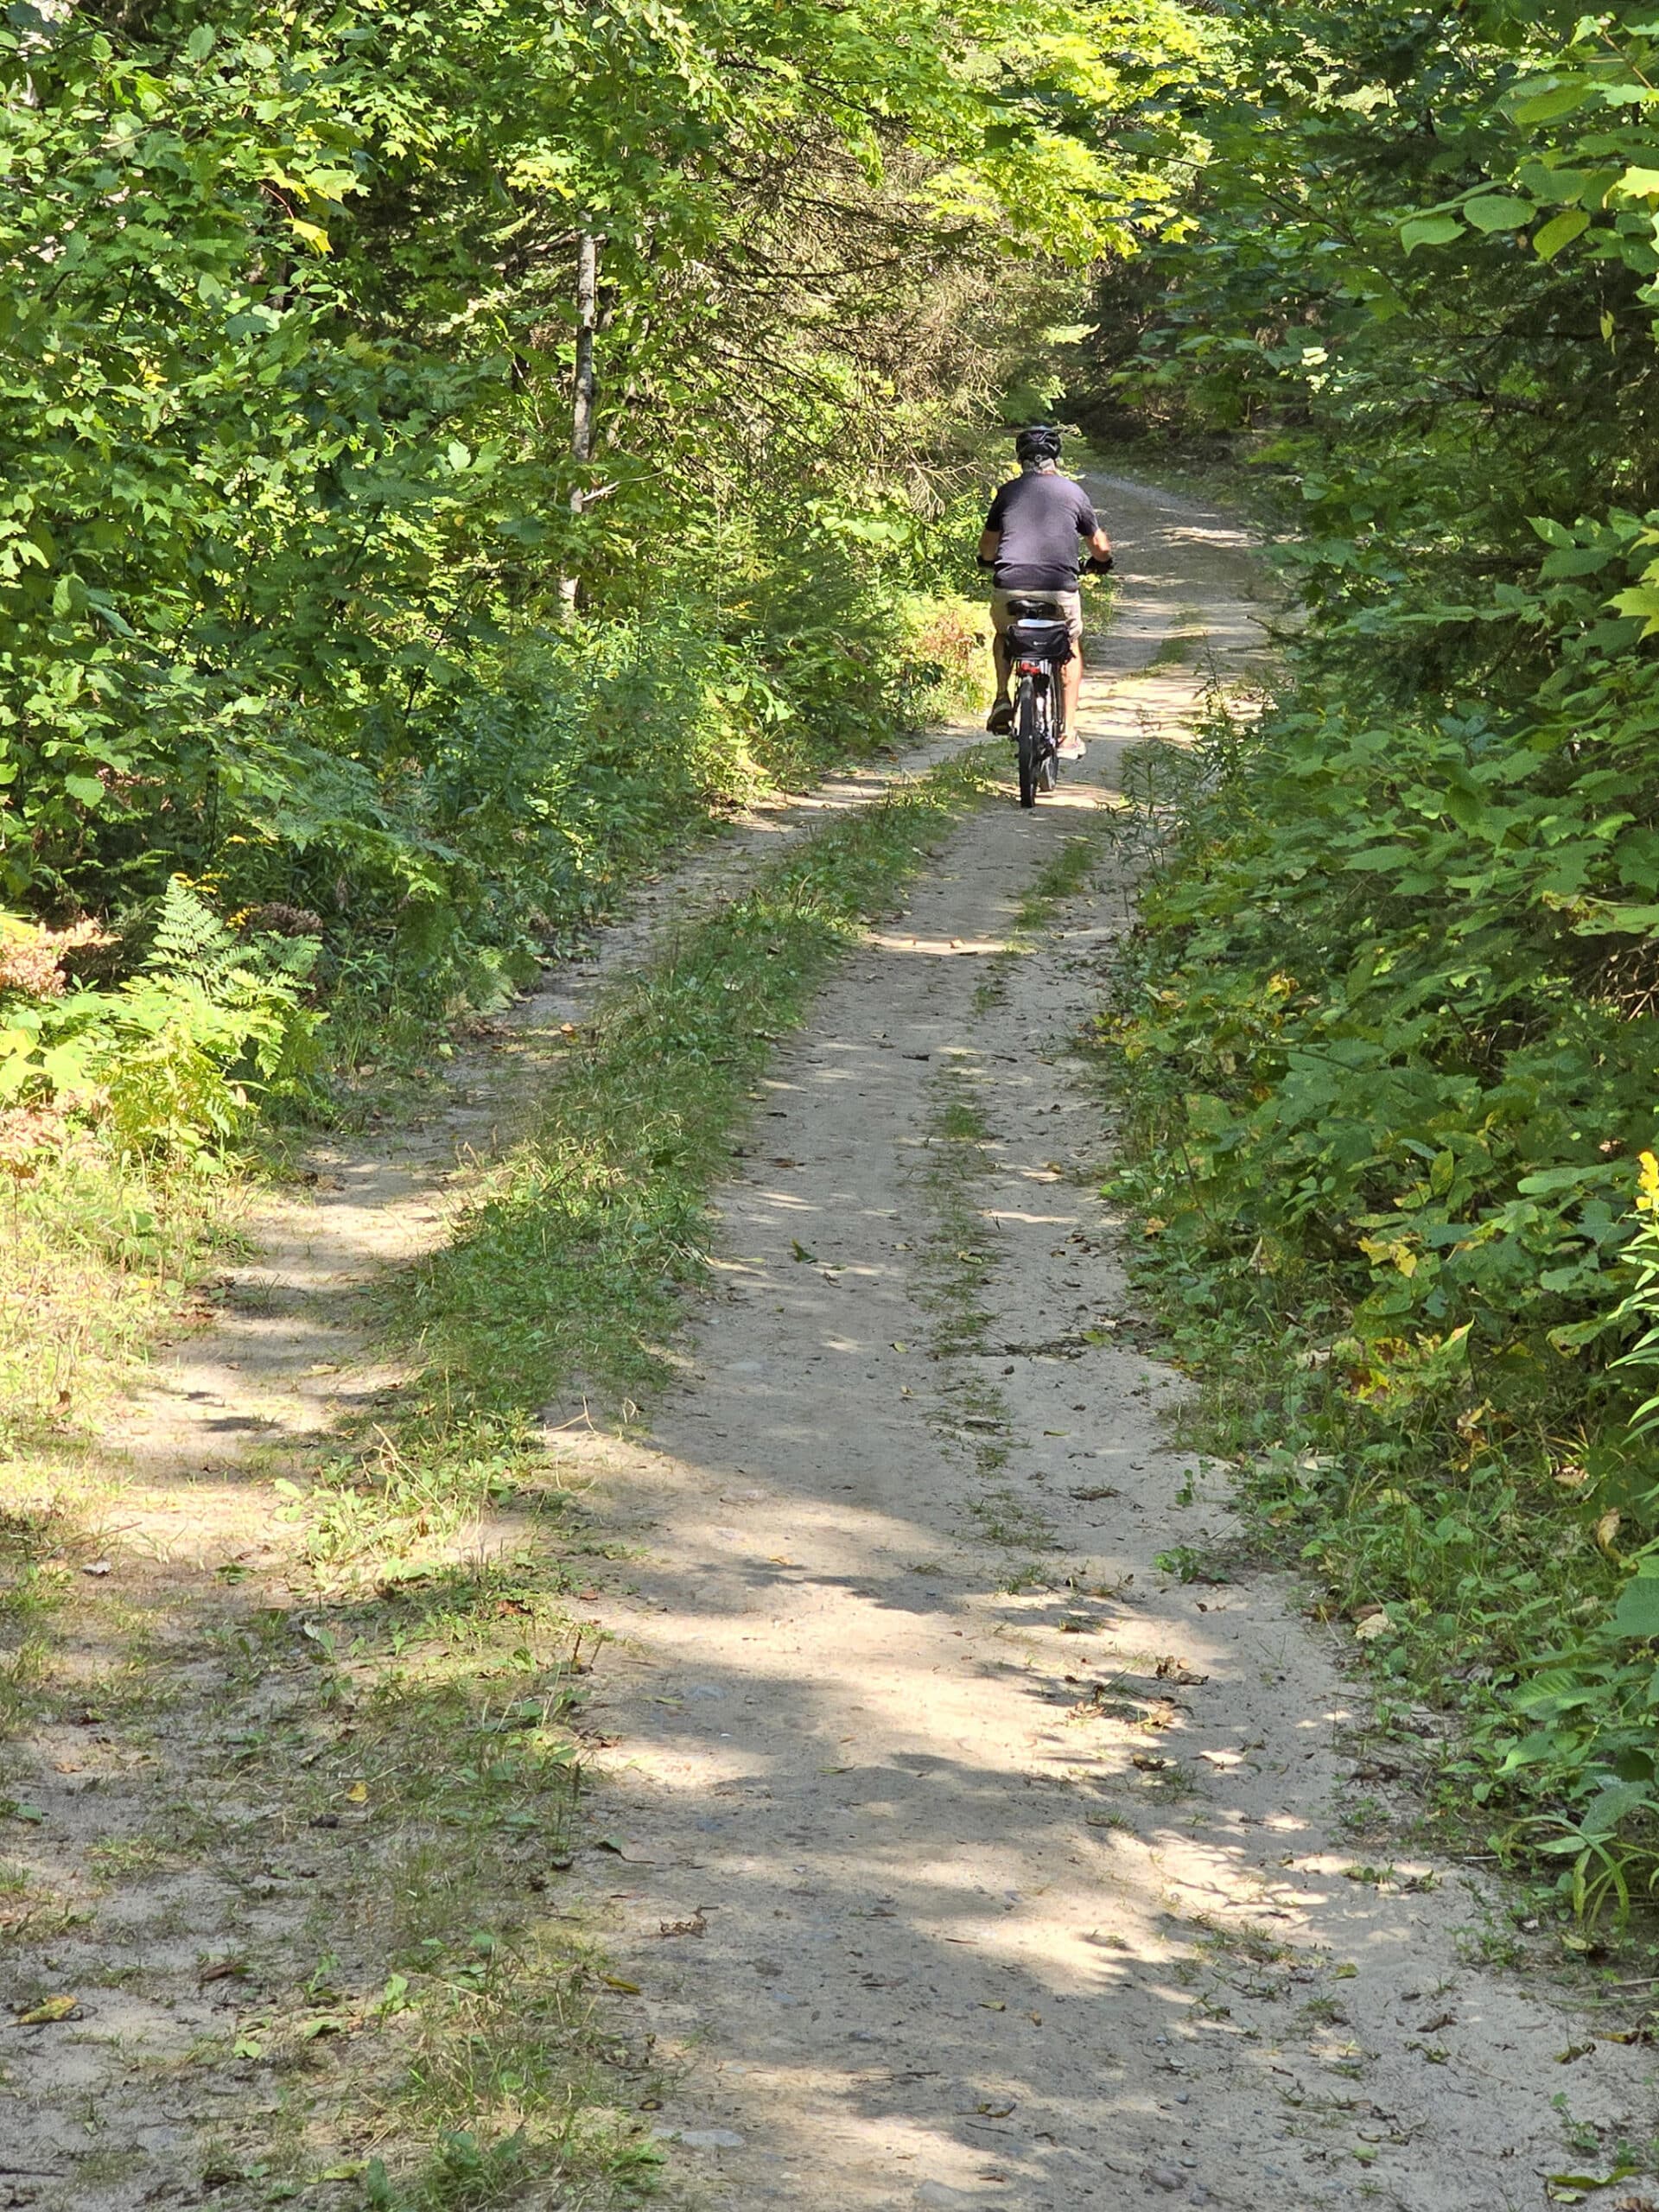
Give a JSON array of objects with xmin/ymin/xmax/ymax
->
[
  {"xmin": 1039, "ymin": 723, "xmax": 1058, "ymax": 792},
  {"xmin": 1016, "ymin": 678, "xmax": 1039, "ymax": 808},
  {"xmin": 1041, "ymin": 665, "xmax": 1065, "ymax": 789}
]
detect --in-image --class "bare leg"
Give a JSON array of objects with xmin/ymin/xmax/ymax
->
[
  {"xmin": 993, "ymin": 630, "xmax": 1011, "ymax": 703},
  {"xmin": 1062, "ymin": 651, "xmax": 1082, "ymax": 737}
]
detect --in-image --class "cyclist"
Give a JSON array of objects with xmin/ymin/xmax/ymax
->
[{"xmin": 978, "ymin": 425, "xmax": 1113, "ymax": 760}]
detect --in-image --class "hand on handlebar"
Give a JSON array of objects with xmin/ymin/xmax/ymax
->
[{"xmin": 1085, "ymin": 552, "xmax": 1116, "ymax": 576}]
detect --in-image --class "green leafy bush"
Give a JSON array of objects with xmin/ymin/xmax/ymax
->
[
  {"xmin": 1103, "ymin": 700, "xmax": 1659, "ymax": 1915},
  {"xmin": 1088, "ymin": 0, "xmax": 1659, "ymax": 1917}
]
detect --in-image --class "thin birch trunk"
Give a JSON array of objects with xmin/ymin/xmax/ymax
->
[{"xmin": 559, "ymin": 229, "xmax": 599, "ymax": 615}]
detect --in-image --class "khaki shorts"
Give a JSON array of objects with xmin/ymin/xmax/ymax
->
[{"xmin": 991, "ymin": 588, "xmax": 1083, "ymax": 645}]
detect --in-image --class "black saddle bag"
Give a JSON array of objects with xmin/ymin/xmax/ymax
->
[{"xmin": 1007, "ymin": 615, "xmax": 1073, "ymax": 668}]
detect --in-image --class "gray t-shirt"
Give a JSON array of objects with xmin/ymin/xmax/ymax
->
[{"xmin": 985, "ymin": 469, "xmax": 1098, "ymax": 591}]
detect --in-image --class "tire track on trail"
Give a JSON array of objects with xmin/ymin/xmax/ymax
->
[{"xmin": 543, "ymin": 484, "xmax": 1656, "ymax": 2212}]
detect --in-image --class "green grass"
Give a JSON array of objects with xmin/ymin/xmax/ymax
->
[
  {"xmin": 328, "ymin": 750, "xmax": 1001, "ymax": 1483},
  {"xmin": 1014, "ymin": 829, "xmax": 1102, "ymax": 931},
  {"xmin": 916, "ymin": 1066, "xmax": 998, "ymax": 1363},
  {"xmin": 909, "ymin": 828, "xmax": 1117, "ymax": 1565},
  {"xmin": 912, "ymin": 1058, "xmax": 1064, "ymax": 1562},
  {"xmin": 0, "ymin": 1141, "xmax": 232, "ymax": 1459},
  {"xmin": 424, "ymin": 747, "xmax": 992, "ymax": 1400},
  {"xmin": 973, "ymin": 825, "xmax": 1106, "ymax": 1016},
  {"xmin": 62, "ymin": 1548, "xmax": 648, "ymax": 2210}
]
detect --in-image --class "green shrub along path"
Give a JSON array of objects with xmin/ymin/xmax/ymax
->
[{"xmin": 1082, "ymin": 0, "xmax": 1659, "ymax": 1941}]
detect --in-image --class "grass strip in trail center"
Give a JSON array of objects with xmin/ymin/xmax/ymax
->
[{"xmin": 376, "ymin": 744, "xmax": 998, "ymax": 1490}]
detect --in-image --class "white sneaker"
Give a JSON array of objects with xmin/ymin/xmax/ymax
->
[{"xmin": 1058, "ymin": 734, "xmax": 1085, "ymax": 762}]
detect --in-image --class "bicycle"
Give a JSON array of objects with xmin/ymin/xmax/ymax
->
[{"xmin": 1004, "ymin": 600, "xmax": 1075, "ymax": 809}]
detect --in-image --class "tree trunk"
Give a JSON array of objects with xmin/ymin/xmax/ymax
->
[{"xmin": 559, "ymin": 229, "xmax": 599, "ymax": 615}]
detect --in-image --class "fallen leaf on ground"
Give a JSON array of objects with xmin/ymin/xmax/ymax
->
[
  {"xmin": 16, "ymin": 1995, "xmax": 78, "ymax": 2024},
  {"xmin": 601, "ymin": 1974, "xmax": 642, "ymax": 1994}
]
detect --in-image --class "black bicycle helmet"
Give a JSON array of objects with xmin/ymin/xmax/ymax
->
[{"xmin": 1014, "ymin": 423, "xmax": 1063, "ymax": 464}]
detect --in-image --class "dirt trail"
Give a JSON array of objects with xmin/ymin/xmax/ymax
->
[
  {"xmin": 7, "ymin": 477, "xmax": 1650, "ymax": 2211},
  {"xmin": 111, "ymin": 718, "xmax": 989, "ymax": 1562},
  {"xmin": 102, "ymin": 472, "xmax": 1265, "ymax": 1550},
  {"xmin": 547, "ymin": 481, "xmax": 1656, "ymax": 2211}
]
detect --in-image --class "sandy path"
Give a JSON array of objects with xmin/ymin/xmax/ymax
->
[
  {"xmin": 110, "ymin": 706, "xmax": 995, "ymax": 1559},
  {"xmin": 550, "ymin": 481, "xmax": 1656, "ymax": 2211},
  {"xmin": 10, "ymin": 477, "xmax": 1649, "ymax": 2211}
]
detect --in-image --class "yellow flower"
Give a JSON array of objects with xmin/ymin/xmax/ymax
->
[{"xmin": 1638, "ymin": 1150, "xmax": 1659, "ymax": 1213}]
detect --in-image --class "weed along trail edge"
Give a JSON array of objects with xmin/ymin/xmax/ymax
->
[{"xmin": 552, "ymin": 485, "xmax": 1656, "ymax": 2212}]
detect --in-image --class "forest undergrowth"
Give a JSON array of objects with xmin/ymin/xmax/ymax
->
[{"xmin": 1087, "ymin": 0, "xmax": 1659, "ymax": 1943}]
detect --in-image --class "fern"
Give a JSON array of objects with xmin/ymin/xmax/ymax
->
[
  {"xmin": 149, "ymin": 876, "xmax": 236, "ymax": 982},
  {"xmin": 84, "ymin": 879, "xmax": 326, "ymax": 1156}
]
